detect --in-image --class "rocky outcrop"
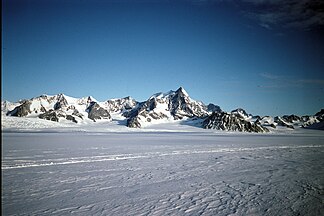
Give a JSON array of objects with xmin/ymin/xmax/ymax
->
[
  {"xmin": 72, "ymin": 109, "xmax": 84, "ymax": 119},
  {"xmin": 87, "ymin": 102, "xmax": 111, "ymax": 121},
  {"xmin": 207, "ymin": 103, "xmax": 222, "ymax": 113},
  {"xmin": 281, "ymin": 115, "xmax": 301, "ymax": 123},
  {"xmin": 127, "ymin": 117, "xmax": 142, "ymax": 128},
  {"xmin": 203, "ymin": 112, "xmax": 269, "ymax": 133},
  {"xmin": 315, "ymin": 109, "xmax": 324, "ymax": 121},
  {"xmin": 274, "ymin": 116, "xmax": 294, "ymax": 129},
  {"xmin": 66, "ymin": 115, "xmax": 78, "ymax": 123},
  {"xmin": 105, "ymin": 96, "xmax": 137, "ymax": 113},
  {"xmin": 125, "ymin": 99, "xmax": 169, "ymax": 128},
  {"xmin": 231, "ymin": 108, "xmax": 251, "ymax": 119},
  {"xmin": 54, "ymin": 94, "xmax": 69, "ymax": 110},
  {"xmin": 7, "ymin": 101, "xmax": 31, "ymax": 117},
  {"xmin": 39, "ymin": 110, "xmax": 59, "ymax": 122},
  {"xmin": 39, "ymin": 110, "xmax": 79, "ymax": 123},
  {"xmin": 169, "ymin": 87, "xmax": 208, "ymax": 119}
]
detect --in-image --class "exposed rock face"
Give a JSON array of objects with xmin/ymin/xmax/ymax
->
[
  {"xmin": 282, "ymin": 115, "xmax": 301, "ymax": 123},
  {"xmin": 203, "ymin": 112, "xmax": 269, "ymax": 133},
  {"xmin": 105, "ymin": 96, "xmax": 137, "ymax": 113},
  {"xmin": 66, "ymin": 115, "xmax": 78, "ymax": 123},
  {"xmin": 54, "ymin": 94, "xmax": 69, "ymax": 110},
  {"xmin": 125, "ymin": 99, "xmax": 169, "ymax": 128},
  {"xmin": 127, "ymin": 117, "xmax": 142, "ymax": 128},
  {"xmin": 72, "ymin": 109, "xmax": 84, "ymax": 119},
  {"xmin": 231, "ymin": 108, "xmax": 251, "ymax": 119},
  {"xmin": 39, "ymin": 110, "xmax": 59, "ymax": 122},
  {"xmin": 170, "ymin": 87, "xmax": 209, "ymax": 119},
  {"xmin": 274, "ymin": 116, "xmax": 294, "ymax": 129},
  {"xmin": 315, "ymin": 109, "xmax": 324, "ymax": 120},
  {"xmin": 39, "ymin": 110, "xmax": 79, "ymax": 123},
  {"xmin": 7, "ymin": 101, "xmax": 31, "ymax": 117},
  {"xmin": 305, "ymin": 121, "xmax": 324, "ymax": 130},
  {"xmin": 126, "ymin": 87, "xmax": 210, "ymax": 128},
  {"xmin": 302, "ymin": 109, "xmax": 324, "ymax": 130},
  {"xmin": 87, "ymin": 102, "xmax": 111, "ymax": 121},
  {"xmin": 207, "ymin": 103, "xmax": 222, "ymax": 113}
]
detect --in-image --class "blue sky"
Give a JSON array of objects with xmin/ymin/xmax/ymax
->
[{"xmin": 2, "ymin": 0, "xmax": 324, "ymax": 116}]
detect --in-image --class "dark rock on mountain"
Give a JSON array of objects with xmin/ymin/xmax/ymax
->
[
  {"xmin": 7, "ymin": 101, "xmax": 31, "ymax": 117},
  {"xmin": 123, "ymin": 102, "xmax": 144, "ymax": 118},
  {"xmin": 274, "ymin": 116, "xmax": 294, "ymax": 129},
  {"xmin": 207, "ymin": 103, "xmax": 222, "ymax": 113},
  {"xmin": 203, "ymin": 112, "xmax": 269, "ymax": 133},
  {"xmin": 106, "ymin": 96, "xmax": 138, "ymax": 113},
  {"xmin": 305, "ymin": 121, "xmax": 324, "ymax": 130},
  {"xmin": 127, "ymin": 117, "xmax": 142, "ymax": 128},
  {"xmin": 315, "ymin": 109, "xmax": 324, "ymax": 121},
  {"xmin": 39, "ymin": 110, "xmax": 59, "ymax": 122},
  {"xmin": 169, "ymin": 87, "xmax": 208, "ymax": 119},
  {"xmin": 54, "ymin": 94, "xmax": 69, "ymax": 110},
  {"xmin": 126, "ymin": 87, "xmax": 209, "ymax": 128},
  {"xmin": 40, "ymin": 105, "xmax": 47, "ymax": 113},
  {"xmin": 72, "ymin": 109, "xmax": 84, "ymax": 119},
  {"xmin": 301, "ymin": 109, "xmax": 324, "ymax": 130},
  {"xmin": 66, "ymin": 115, "xmax": 78, "ymax": 123},
  {"xmin": 39, "ymin": 110, "xmax": 79, "ymax": 123},
  {"xmin": 87, "ymin": 102, "xmax": 111, "ymax": 121},
  {"xmin": 282, "ymin": 115, "xmax": 301, "ymax": 123},
  {"xmin": 231, "ymin": 108, "xmax": 251, "ymax": 119},
  {"xmin": 125, "ymin": 99, "xmax": 169, "ymax": 128},
  {"xmin": 253, "ymin": 115, "xmax": 261, "ymax": 120}
]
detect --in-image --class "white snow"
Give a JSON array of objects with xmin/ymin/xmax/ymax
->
[{"xmin": 2, "ymin": 121, "xmax": 324, "ymax": 215}]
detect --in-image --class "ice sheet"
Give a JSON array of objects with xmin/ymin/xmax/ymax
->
[{"xmin": 2, "ymin": 131, "xmax": 324, "ymax": 215}]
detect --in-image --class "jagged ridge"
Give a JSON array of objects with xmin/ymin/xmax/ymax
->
[{"xmin": 3, "ymin": 88, "xmax": 324, "ymax": 132}]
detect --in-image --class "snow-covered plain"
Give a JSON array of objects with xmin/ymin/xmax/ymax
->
[{"xmin": 2, "ymin": 120, "xmax": 324, "ymax": 215}]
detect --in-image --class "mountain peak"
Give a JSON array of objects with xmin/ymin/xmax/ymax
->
[{"xmin": 175, "ymin": 87, "xmax": 189, "ymax": 97}]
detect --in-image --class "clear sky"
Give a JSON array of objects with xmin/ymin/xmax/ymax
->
[{"xmin": 2, "ymin": 0, "xmax": 324, "ymax": 116}]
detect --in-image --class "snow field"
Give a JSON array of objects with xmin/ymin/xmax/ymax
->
[{"xmin": 2, "ymin": 131, "xmax": 324, "ymax": 215}]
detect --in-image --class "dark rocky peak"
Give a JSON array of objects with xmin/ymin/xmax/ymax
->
[
  {"xmin": 169, "ymin": 87, "xmax": 195, "ymax": 118},
  {"xmin": 231, "ymin": 108, "xmax": 248, "ymax": 115},
  {"xmin": 7, "ymin": 101, "xmax": 32, "ymax": 117},
  {"xmin": 315, "ymin": 109, "xmax": 324, "ymax": 118},
  {"xmin": 231, "ymin": 108, "xmax": 251, "ymax": 118},
  {"xmin": 274, "ymin": 116, "xmax": 294, "ymax": 129},
  {"xmin": 282, "ymin": 115, "xmax": 301, "ymax": 123},
  {"xmin": 39, "ymin": 110, "xmax": 59, "ymax": 122},
  {"xmin": 54, "ymin": 94, "xmax": 69, "ymax": 110},
  {"xmin": 175, "ymin": 87, "xmax": 189, "ymax": 97},
  {"xmin": 207, "ymin": 103, "xmax": 222, "ymax": 113},
  {"xmin": 36, "ymin": 94, "xmax": 49, "ymax": 100},
  {"xmin": 147, "ymin": 97, "xmax": 158, "ymax": 111},
  {"xmin": 87, "ymin": 102, "xmax": 111, "ymax": 122},
  {"xmin": 106, "ymin": 96, "xmax": 138, "ymax": 113},
  {"xmin": 203, "ymin": 111, "xmax": 269, "ymax": 133},
  {"xmin": 87, "ymin": 96, "xmax": 93, "ymax": 103}
]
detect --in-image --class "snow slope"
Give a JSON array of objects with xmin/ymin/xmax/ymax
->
[{"xmin": 2, "ymin": 129, "xmax": 324, "ymax": 215}]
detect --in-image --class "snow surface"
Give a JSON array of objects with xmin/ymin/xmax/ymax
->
[{"xmin": 2, "ymin": 120, "xmax": 324, "ymax": 215}]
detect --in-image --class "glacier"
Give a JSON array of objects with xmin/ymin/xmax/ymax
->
[{"xmin": 2, "ymin": 123, "xmax": 324, "ymax": 215}]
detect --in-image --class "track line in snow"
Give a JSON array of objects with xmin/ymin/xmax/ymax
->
[{"xmin": 2, "ymin": 145, "xmax": 323, "ymax": 170}]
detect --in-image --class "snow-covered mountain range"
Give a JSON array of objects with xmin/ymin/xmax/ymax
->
[{"xmin": 2, "ymin": 87, "xmax": 323, "ymax": 132}]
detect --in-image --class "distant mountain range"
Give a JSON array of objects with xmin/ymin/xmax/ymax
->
[{"xmin": 2, "ymin": 87, "xmax": 323, "ymax": 132}]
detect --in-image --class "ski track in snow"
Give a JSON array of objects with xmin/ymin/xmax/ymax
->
[
  {"xmin": 2, "ymin": 131, "xmax": 324, "ymax": 216},
  {"xmin": 2, "ymin": 145, "xmax": 323, "ymax": 170}
]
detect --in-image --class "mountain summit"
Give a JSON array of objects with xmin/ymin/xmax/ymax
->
[{"xmin": 126, "ymin": 87, "xmax": 209, "ymax": 128}]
